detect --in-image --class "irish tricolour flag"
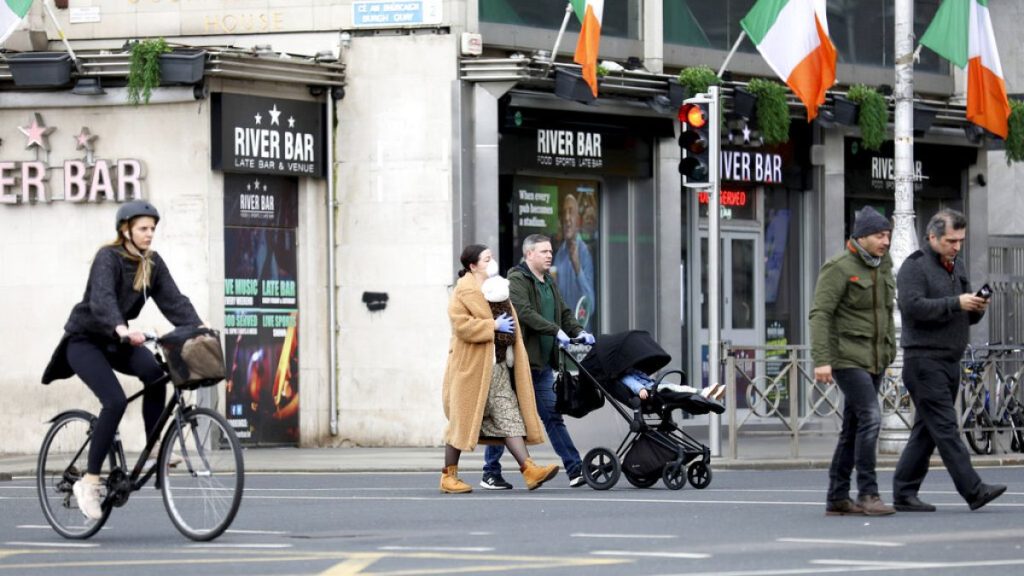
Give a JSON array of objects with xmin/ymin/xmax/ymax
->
[
  {"xmin": 571, "ymin": 0, "xmax": 603, "ymax": 98},
  {"xmin": 741, "ymin": 0, "xmax": 836, "ymax": 120},
  {"xmin": 921, "ymin": 0, "xmax": 1010, "ymax": 138},
  {"xmin": 0, "ymin": 0, "xmax": 32, "ymax": 45}
]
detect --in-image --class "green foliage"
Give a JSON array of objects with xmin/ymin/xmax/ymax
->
[
  {"xmin": 596, "ymin": 64, "xmax": 609, "ymax": 77},
  {"xmin": 746, "ymin": 78, "xmax": 790, "ymax": 145},
  {"xmin": 676, "ymin": 66, "xmax": 720, "ymax": 96},
  {"xmin": 1005, "ymin": 100, "xmax": 1024, "ymax": 165},
  {"xmin": 127, "ymin": 38, "xmax": 170, "ymax": 105},
  {"xmin": 846, "ymin": 84, "xmax": 888, "ymax": 151}
]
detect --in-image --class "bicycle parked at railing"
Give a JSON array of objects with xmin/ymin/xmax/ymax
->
[
  {"xmin": 37, "ymin": 331, "xmax": 244, "ymax": 541},
  {"xmin": 960, "ymin": 345, "xmax": 1024, "ymax": 455}
]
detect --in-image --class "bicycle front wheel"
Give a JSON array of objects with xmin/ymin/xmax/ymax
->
[
  {"xmin": 37, "ymin": 411, "xmax": 112, "ymax": 539},
  {"xmin": 964, "ymin": 410, "xmax": 993, "ymax": 455},
  {"xmin": 160, "ymin": 407, "xmax": 244, "ymax": 541}
]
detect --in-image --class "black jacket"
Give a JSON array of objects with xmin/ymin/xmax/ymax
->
[
  {"xmin": 897, "ymin": 242, "xmax": 983, "ymax": 361},
  {"xmin": 42, "ymin": 245, "xmax": 201, "ymax": 383}
]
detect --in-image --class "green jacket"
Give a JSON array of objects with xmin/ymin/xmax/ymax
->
[
  {"xmin": 508, "ymin": 262, "xmax": 583, "ymax": 370},
  {"xmin": 809, "ymin": 242, "xmax": 896, "ymax": 374}
]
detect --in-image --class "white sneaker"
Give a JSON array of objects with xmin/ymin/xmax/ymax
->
[{"xmin": 72, "ymin": 479, "xmax": 103, "ymax": 521}]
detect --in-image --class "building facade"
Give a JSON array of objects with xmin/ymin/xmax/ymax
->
[{"xmin": 1, "ymin": 1, "xmax": 1020, "ymax": 453}]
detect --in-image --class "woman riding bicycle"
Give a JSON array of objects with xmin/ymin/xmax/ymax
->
[{"xmin": 41, "ymin": 200, "xmax": 203, "ymax": 520}]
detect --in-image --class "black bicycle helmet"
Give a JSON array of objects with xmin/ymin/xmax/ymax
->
[{"xmin": 115, "ymin": 200, "xmax": 160, "ymax": 231}]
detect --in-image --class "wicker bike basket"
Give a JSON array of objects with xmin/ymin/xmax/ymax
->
[{"xmin": 157, "ymin": 327, "xmax": 226, "ymax": 390}]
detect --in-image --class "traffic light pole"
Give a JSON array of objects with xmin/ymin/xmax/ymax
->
[{"xmin": 707, "ymin": 86, "xmax": 722, "ymax": 457}]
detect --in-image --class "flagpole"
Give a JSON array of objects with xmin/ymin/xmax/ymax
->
[
  {"xmin": 40, "ymin": 0, "xmax": 81, "ymax": 72},
  {"xmin": 547, "ymin": 2, "xmax": 575, "ymax": 69},
  {"xmin": 717, "ymin": 31, "xmax": 746, "ymax": 78}
]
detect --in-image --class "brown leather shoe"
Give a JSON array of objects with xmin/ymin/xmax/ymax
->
[
  {"xmin": 520, "ymin": 458, "xmax": 559, "ymax": 490},
  {"xmin": 440, "ymin": 465, "xmax": 472, "ymax": 494},
  {"xmin": 857, "ymin": 494, "xmax": 896, "ymax": 516},
  {"xmin": 825, "ymin": 498, "xmax": 865, "ymax": 516}
]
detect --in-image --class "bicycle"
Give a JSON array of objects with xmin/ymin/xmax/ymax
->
[
  {"xmin": 36, "ymin": 332, "xmax": 244, "ymax": 541},
  {"xmin": 960, "ymin": 346, "xmax": 1024, "ymax": 455}
]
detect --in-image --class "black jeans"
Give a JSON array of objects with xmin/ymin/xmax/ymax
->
[
  {"xmin": 893, "ymin": 356, "xmax": 983, "ymax": 502},
  {"xmin": 66, "ymin": 337, "xmax": 166, "ymax": 475},
  {"xmin": 827, "ymin": 368, "xmax": 882, "ymax": 501}
]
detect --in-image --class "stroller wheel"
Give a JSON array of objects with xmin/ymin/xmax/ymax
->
[
  {"xmin": 582, "ymin": 448, "xmax": 620, "ymax": 490},
  {"xmin": 662, "ymin": 462, "xmax": 686, "ymax": 490},
  {"xmin": 687, "ymin": 461, "xmax": 712, "ymax": 489}
]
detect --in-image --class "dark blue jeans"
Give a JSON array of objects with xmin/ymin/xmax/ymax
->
[
  {"xmin": 827, "ymin": 368, "xmax": 882, "ymax": 501},
  {"xmin": 484, "ymin": 367, "xmax": 583, "ymax": 478}
]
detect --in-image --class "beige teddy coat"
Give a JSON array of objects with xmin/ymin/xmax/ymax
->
[{"xmin": 442, "ymin": 273, "xmax": 545, "ymax": 452}]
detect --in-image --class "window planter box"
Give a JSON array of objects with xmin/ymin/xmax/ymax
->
[
  {"xmin": 668, "ymin": 80, "xmax": 689, "ymax": 110},
  {"xmin": 832, "ymin": 95, "xmax": 859, "ymax": 126},
  {"xmin": 732, "ymin": 87, "xmax": 757, "ymax": 119},
  {"xmin": 554, "ymin": 69, "xmax": 595, "ymax": 104},
  {"xmin": 7, "ymin": 52, "xmax": 73, "ymax": 87},
  {"xmin": 159, "ymin": 49, "xmax": 206, "ymax": 85}
]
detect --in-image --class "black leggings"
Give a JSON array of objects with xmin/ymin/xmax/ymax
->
[{"xmin": 66, "ymin": 338, "xmax": 166, "ymax": 475}]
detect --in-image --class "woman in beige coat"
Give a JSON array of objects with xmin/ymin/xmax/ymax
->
[{"xmin": 441, "ymin": 244, "xmax": 560, "ymax": 493}]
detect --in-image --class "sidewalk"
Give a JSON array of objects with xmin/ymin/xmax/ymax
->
[{"xmin": 4, "ymin": 432, "xmax": 1023, "ymax": 479}]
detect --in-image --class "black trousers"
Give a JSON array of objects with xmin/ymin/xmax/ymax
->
[
  {"xmin": 65, "ymin": 337, "xmax": 166, "ymax": 475},
  {"xmin": 827, "ymin": 369, "xmax": 882, "ymax": 501},
  {"xmin": 893, "ymin": 356, "xmax": 982, "ymax": 502}
]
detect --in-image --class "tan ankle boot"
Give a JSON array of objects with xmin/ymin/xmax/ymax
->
[
  {"xmin": 440, "ymin": 465, "xmax": 472, "ymax": 494},
  {"xmin": 520, "ymin": 459, "xmax": 560, "ymax": 490}
]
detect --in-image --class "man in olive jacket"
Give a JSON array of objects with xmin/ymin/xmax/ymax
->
[
  {"xmin": 481, "ymin": 234, "xmax": 594, "ymax": 489},
  {"xmin": 810, "ymin": 206, "xmax": 896, "ymax": 516}
]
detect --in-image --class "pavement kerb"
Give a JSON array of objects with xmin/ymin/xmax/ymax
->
[{"xmin": 4, "ymin": 454, "xmax": 1021, "ymax": 479}]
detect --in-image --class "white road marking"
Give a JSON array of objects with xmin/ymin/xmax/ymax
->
[
  {"xmin": 592, "ymin": 550, "xmax": 710, "ymax": 559},
  {"xmin": 187, "ymin": 543, "xmax": 293, "ymax": 549},
  {"xmin": 656, "ymin": 558, "xmax": 1024, "ymax": 576},
  {"xmin": 468, "ymin": 531, "xmax": 493, "ymax": 535},
  {"xmin": 15, "ymin": 525, "xmax": 54, "ymax": 530},
  {"xmin": 812, "ymin": 559, "xmax": 937, "ymax": 567},
  {"xmin": 778, "ymin": 537, "xmax": 904, "ymax": 548},
  {"xmin": 378, "ymin": 546, "xmax": 495, "ymax": 552},
  {"xmin": 572, "ymin": 533, "xmax": 677, "ymax": 539},
  {"xmin": 224, "ymin": 529, "xmax": 289, "ymax": 535},
  {"xmin": 5, "ymin": 541, "xmax": 98, "ymax": 548}
]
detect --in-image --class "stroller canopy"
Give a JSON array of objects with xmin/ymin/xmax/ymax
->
[{"xmin": 580, "ymin": 330, "xmax": 671, "ymax": 384}]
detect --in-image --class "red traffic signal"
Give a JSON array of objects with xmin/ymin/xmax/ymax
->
[{"xmin": 678, "ymin": 103, "xmax": 707, "ymax": 128}]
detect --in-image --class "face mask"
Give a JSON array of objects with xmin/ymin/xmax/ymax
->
[{"xmin": 486, "ymin": 259, "xmax": 499, "ymax": 278}]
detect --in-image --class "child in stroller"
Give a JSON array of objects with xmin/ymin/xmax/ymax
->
[
  {"xmin": 621, "ymin": 369, "xmax": 725, "ymax": 403},
  {"xmin": 571, "ymin": 330, "xmax": 723, "ymax": 490}
]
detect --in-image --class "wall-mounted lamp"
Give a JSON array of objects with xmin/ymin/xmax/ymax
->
[{"xmin": 362, "ymin": 291, "xmax": 389, "ymax": 312}]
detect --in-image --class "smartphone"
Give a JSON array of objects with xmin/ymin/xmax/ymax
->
[{"xmin": 976, "ymin": 283, "xmax": 993, "ymax": 300}]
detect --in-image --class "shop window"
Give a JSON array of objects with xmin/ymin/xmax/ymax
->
[
  {"xmin": 764, "ymin": 187, "xmax": 802, "ymax": 350},
  {"xmin": 664, "ymin": 0, "xmax": 947, "ymax": 74},
  {"xmin": 481, "ymin": 0, "xmax": 640, "ymax": 39}
]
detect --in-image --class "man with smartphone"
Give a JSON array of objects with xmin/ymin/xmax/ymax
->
[{"xmin": 893, "ymin": 208, "xmax": 1006, "ymax": 512}]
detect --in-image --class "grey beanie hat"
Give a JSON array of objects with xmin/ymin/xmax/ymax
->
[{"xmin": 851, "ymin": 206, "xmax": 892, "ymax": 238}]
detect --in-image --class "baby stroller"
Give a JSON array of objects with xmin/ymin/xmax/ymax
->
[{"xmin": 569, "ymin": 330, "xmax": 724, "ymax": 490}]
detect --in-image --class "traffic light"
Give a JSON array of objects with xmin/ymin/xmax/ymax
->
[{"xmin": 678, "ymin": 95, "xmax": 717, "ymax": 189}]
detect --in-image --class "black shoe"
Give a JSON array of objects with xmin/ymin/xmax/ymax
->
[
  {"xmin": 479, "ymin": 473, "xmax": 513, "ymax": 490},
  {"xmin": 893, "ymin": 495, "xmax": 937, "ymax": 512},
  {"xmin": 969, "ymin": 483, "xmax": 1006, "ymax": 511},
  {"xmin": 569, "ymin": 473, "xmax": 586, "ymax": 488}
]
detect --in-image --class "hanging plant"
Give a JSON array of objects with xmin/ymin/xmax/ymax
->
[
  {"xmin": 127, "ymin": 38, "xmax": 170, "ymax": 105},
  {"xmin": 1005, "ymin": 100, "xmax": 1024, "ymax": 164},
  {"xmin": 746, "ymin": 78, "xmax": 790, "ymax": 145},
  {"xmin": 677, "ymin": 65, "xmax": 720, "ymax": 97},
  {"xmin": 846, "ymin": 84, "xmax": 888, "ymax": 151},
  {"xmin": 596, "ymin": 64, "xmax": 609, "ymax": 77}
]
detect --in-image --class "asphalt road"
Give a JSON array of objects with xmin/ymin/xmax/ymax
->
[{"xmin": 1, "ymin": 467, "xmax": 1023, "ymax": 575}]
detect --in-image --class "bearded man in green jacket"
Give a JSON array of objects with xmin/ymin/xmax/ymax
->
[{"xmin": 810, "ymin": 206, "xmax": 897, "ymax": 517}]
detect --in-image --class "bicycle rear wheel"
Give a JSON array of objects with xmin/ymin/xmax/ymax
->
[
  {"xmin": 964, "ymin": 410, "xmax": 993, "ymax": 455},
  {"xmin": 160, "ymin": 407, "xmax": 244, "ymax": 541},
  {"xmin": 36, "ymin": 412, "xmax": 112, "ymax": 539}
]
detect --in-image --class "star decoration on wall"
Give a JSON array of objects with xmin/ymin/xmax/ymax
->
[
  {"xmin": 254, "ymin": 112, "xmax": 263, "ymax": 125},
  {"xmin": 74, "ymin": 127, "xmax": 98, "ymax": 153},
  {"xmin": 269, "ymin": 104, "xmax": 282, "ymax": 126},
  {"xmin": 19, "ymin": 113, "xmax": 56, "ymax": 151},
  {"xmin": 288, "ymin": 116, "xmax": 295, "ymax": 128}
]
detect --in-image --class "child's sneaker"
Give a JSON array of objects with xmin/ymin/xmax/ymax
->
[{"xmin": 479, "ymin": 473, "xmax": 513, "ymax": 490}]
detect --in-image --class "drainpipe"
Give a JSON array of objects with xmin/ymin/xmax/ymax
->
[{"xmin": 327, "ymin": 93, "xmax": 339, "ymax": 437}]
